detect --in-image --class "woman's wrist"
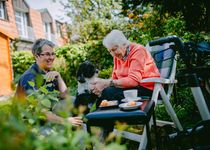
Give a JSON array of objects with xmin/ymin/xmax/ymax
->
[
  {"xmin": 109, "ymin": 79, "xmax": 115, "ymax": 87},
  {"xmin": 57, "ymin": 72, "xmax": 61, "ymax": 79}
]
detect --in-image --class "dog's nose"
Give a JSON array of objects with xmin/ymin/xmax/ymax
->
[
  {"xmin": 95, "ymin": 69, "xmax": 99, "ymax": 73},
  {"xmin": 77, "ymin": 75, "xmax": 86, "ymax": 83},
  {"xmin": 85, "ymin": 89, "xmax": 89, "ymax": 93}
]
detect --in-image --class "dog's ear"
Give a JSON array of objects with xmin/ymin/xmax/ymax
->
[
  {"xmin": 77, "ymin": 74, "xmax": 86, "ymax": 83},
  {"xmin": 84, "ymin": 61, "xmax": 97, "ymax": 78},
  {"xmin": 77, "ymin": 62, "xmax": 85, "ymax": 82}
]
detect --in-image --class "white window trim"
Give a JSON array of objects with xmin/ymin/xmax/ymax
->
[
  {"xmin": 44, "ymin": 22, "xmax": 52, "ymax": 41},
  {"xmin": 0, "ymin": 1, "xmax": 5, "ymax": 19},
  {"xmin": 56, "ymin": 22, "xmax": 62, "ymax": 37},
  {"xmin": 15, "ymin": 11, "xmax": 28, "ymax": 38}
]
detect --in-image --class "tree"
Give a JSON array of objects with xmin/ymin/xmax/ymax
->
[
  {"xmin": 62, "ymin": 0, "xmax": 121, "ymax": 22},
  {"xmin": 60, "ymin": 0, "xmax": 127, "ymax": 43},
  {"xmin": 121, "ymin": 0, "xmax": 210, "ymax": 32}
]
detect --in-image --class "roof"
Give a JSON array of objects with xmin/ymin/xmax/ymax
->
[
  {"xmin": 0, "ymin": 28, "xmax": 15, "ymax": 39},
  {"xmin": 39, "ymin": 8, "xmax": 53, "ymax": 23},
  {"xmin": 25, "ymin": 0, "xmax": 70, "ymax": 23}
]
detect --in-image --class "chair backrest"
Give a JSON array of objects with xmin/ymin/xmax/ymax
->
[
  {"xmin": 146, "ymin": 43, "xmax": 177, "ymax": 99},
  {"xmin": 146, "ymin": 43, "xmax": 177, "ymax": 80}
]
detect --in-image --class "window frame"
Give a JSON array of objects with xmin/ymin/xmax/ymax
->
[
  {"xmin": 15, "ymin": 11, "xmax": 28, "ymax": 38},
  {"xmin": 43, "ymin": 22, "xmax": 52, "ymax": 41},
  {"xmin": 56, "ymin": 22, "xmax": 63, "ymax": 38},
  {"xmin": 0, "ymin": 1, "xmax": 6, "ymax": 20}
]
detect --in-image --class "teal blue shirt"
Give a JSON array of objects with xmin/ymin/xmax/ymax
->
[{"xmin": 15, "ymin": 63, "xmax": 59, "ymax": 98}]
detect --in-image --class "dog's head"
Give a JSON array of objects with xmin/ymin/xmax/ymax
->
[{"xmin": 76, "ymin": 60, "xmax": 99, "ymax": 83}]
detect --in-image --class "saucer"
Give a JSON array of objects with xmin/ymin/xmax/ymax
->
[
  {"xmin": 99, "ymin": 100, "xmax": 118, "ymax": 108},
  {"xmin": 119, "ymin": 102, "xmax": 142, "ymax": 110},
  {"xmin": 121, "ymin": 97, "xmax": 142, "ymax": 102}
]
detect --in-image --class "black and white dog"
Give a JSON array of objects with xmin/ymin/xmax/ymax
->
[
  {"xmin": 74, "ymin": 60, "xmax": 99, "ymax": 113},
  {"xmin": 76, "ymin": 60, "xmax": 99, "ymax": 95}
]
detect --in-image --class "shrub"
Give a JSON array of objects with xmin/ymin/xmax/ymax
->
[
  {"xmin": 55, "ymin": 40, "xmax": 113, "ymax": 88},
  {"xmin": 0, "ymin": 97, "xmax": 126, "ymax": 150},
  {"xmin": 12, "ymin": 51, "xmax": 34, "ymax": 83},
  {"xmin": 99, "ymin": 67, "xmax": 113, "ymax": 79}
]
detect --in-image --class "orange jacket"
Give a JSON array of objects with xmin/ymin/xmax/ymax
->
[{"xmin": 112, "ymin": 43, "xmax": 160, "ymax": 90}]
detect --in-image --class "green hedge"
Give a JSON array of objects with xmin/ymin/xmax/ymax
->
[{"xmin": 12, "ymin": 51, "xmax": 35, "ymax": 83}]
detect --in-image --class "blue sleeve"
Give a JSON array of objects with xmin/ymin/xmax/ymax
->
[{"xmin": 19, "ymin": 74, "xmax": 38, "ymax": 95}]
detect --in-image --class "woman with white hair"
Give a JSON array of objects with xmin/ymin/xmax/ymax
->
[{"xmin": 91, "ymin": 29, "xmax": 160, "ymax": 101}]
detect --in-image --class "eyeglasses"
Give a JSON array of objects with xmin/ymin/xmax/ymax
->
[{"xmin": 39, "ymin": 52, "xmax": 56, "ymax": 57}]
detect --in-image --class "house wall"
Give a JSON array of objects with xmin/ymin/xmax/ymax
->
[
  {"xmin": 55, "ymin": 22, "xmax": 69, "ymax": 46},
  {"xmin": 29, "ymin": 8, "xmax": 45, "ymax": 39},
  {"xmin": 0, "ymin": 0, "xmax": 69, "ymax": 50},
  {"xmin": 0, "ymin": 0, "xmax": 18, "ymax": 37},
  {"xmin": 57, "ymin": 35, "xmax": 68, "ymax": 46}
]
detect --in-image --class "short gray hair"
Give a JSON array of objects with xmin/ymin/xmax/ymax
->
[
  {"xmin": 103, "ymin": 30, "xmax": 130, "ymax": 49},
  {"xmin": 32, "ymin": 39, "xmax": 55, "ymax": 56}
]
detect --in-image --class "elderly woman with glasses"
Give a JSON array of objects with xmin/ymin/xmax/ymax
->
[
  {"xmin": 91, "ymin": 30, "xmax": 160, "ymax": 102},
  {"xmin": 15, "ymin": 39, "xmax": 83, "ymax": 127}
]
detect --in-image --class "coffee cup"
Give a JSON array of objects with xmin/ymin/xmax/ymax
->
[{"xmin": 123, "ymin": 90, "xmax": 138, "ymax": 101}]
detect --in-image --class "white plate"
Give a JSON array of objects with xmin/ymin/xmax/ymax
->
[
  {"xmin": 119, "ymin": 102, "xmax": 142, "ymax": 110},
  {"xmin": 121, "ymin": 97, "xmax": 142, "ymax": 102},
  {"xmin": 99, "ymin": 100, "xmax": 118, "ymax": 108}
]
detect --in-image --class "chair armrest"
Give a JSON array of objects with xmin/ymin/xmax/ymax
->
[{"xmin": 140, "ymin": 77, "xmax": 177, "ymax": 84}]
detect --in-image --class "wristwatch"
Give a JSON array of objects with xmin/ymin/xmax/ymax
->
[{"xmin": 110, "ymin": 79, "xmax": 115, "ymax": 87}]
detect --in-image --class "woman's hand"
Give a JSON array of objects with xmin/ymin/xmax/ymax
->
[
  {"xmin": 91, "ymin": 79, "xmax": 111, "ymax": 96},
  {"xmin": 45, "ymin": 71, "xmax": 68, "ymax": 98},
  {"xmin": 66, "ymin": 116, "xmax": 83, "ymax": 126},
  {"xmin": 45, "ymin": 71, "xmax": 61, "ymax": 82},
  {"xmin": 45, "ymin": 111, "xmax": 83, "ymax": 126}
]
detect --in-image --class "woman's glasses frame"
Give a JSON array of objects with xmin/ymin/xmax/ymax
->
[{"xmin": 39, "ymin": 52, "xmax": 56, "ymax": 57}]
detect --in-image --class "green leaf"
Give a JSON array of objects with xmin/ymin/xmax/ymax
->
[
  {"xmin": 37, "ymin": 94, "xmax": 45, "ymax": 100},
  {"xmin": 48, "ymin": 95, "xmax": 59, "ymax": 101},
  {"xmin": 28, "ymin": 119, "xmax": 35, "ymax": 125},
  {"xmin": 35, "ymin": 74, "xmax": 45, "ymax": 88},
  {"xmin": 53, "ymin": 90, "xmax": 60, "ymax": 94},
  {"xmin": 40, "ymin": 99, "xmax": 51, "ymax": 108},
  {"xmin": 28, "ymin": 81, "xmax": 35, "ymax": 87},
  {"xmin": 54, "ymin": 135, "xmax": 68, "ymax": 144},
  {"xmin": 39, "ymin": 87, "xmax": 49, "ymax": 94},
  {"xmin": 27, "ymin": 96, "xmax": 38, "ymax": 105},
  {"xmin": 38, "ymin": 115, "xmax": 46, "ymax": 121},
  {"xmin": 46, "ymin": 83, "xmax": 53, "ymax": 87}
]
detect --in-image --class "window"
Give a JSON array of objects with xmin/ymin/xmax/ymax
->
[
  {"xmin": 43, "ymin": 22, "xmax": 52, "ymax": 41},
  {"xmin": 15, "ymin": 11, "xmax": 28, "ymax": 38},
  {"xmin": 56, "ymin": 22, "xmax": 63, "ymax": 37},
  {"xmin": 0, "ymin": 1, "xmax": 6, "ymax": 19}
]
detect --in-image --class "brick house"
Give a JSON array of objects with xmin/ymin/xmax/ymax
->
[
  {"xmin": 0, "ymin": 0, "xmax": 69, "ymax": 51},
  {"xmin": 0, "ymin": 0, "xmax": 69, "ymax": 96}
]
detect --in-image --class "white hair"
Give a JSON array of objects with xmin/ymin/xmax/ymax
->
[{"xmin": 103, "ymin": 30, "xmax": 130, "ymax": 49}]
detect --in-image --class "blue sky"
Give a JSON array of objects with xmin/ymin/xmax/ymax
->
[{"xmin": 25, "ymin": 0, "xmax": 71, "ymax": 23}]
